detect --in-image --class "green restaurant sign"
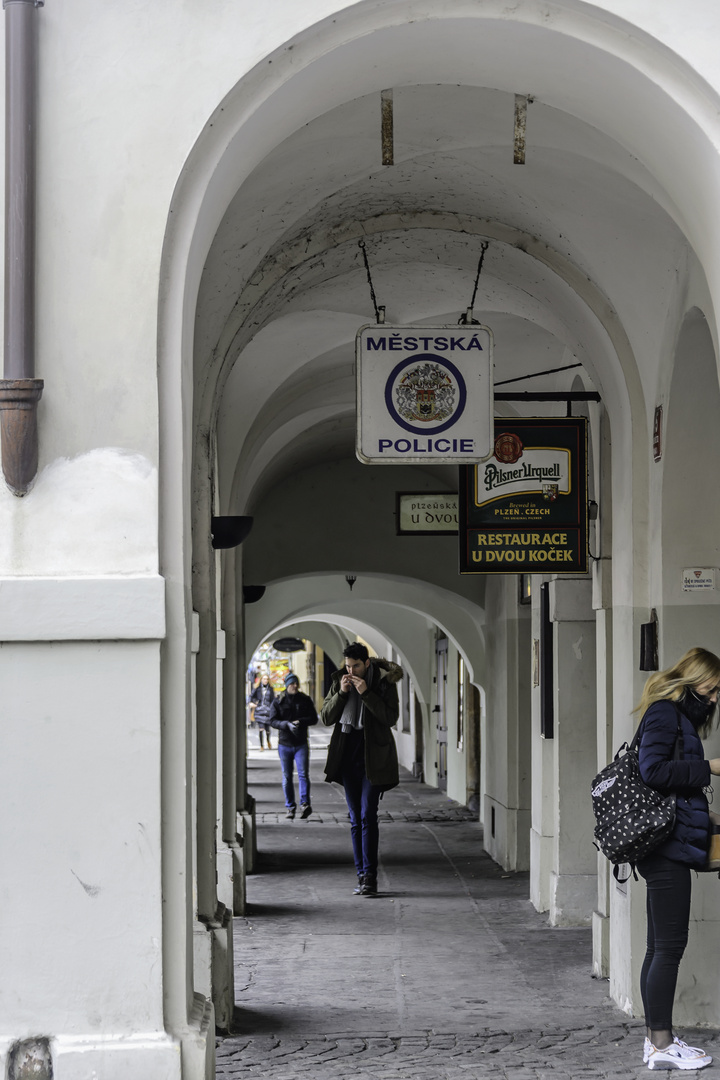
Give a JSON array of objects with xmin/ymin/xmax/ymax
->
[{"xmin": 459, "ymin": 417, "xmax": 588, "ymax": 574}]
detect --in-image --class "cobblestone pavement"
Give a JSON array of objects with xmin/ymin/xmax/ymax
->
[
  {"xmin": 217, "ymin": 1025, "xmax": 720, "ymax": 1079},
  {"xmin": 217, "ymin": 745, "xmax": 719, "ymax": 1078}
]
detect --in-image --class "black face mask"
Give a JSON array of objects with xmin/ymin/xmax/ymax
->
[{"xmin": 680, "ymin": 688, "xmax": 716, "ymax": 728}]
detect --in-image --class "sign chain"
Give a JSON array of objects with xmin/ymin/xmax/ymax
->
[
  {"xmin": 459, "ymin": 241, "xmax": 489, "ymax": 324},
  {"xmin": 358, "ymin": 238, "xmax": 384, "ymax": 324}
]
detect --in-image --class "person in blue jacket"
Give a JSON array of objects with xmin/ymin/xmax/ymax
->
[{"xmin": 636, "ymin": 647, "xmax": 720, "ymax": 1071}]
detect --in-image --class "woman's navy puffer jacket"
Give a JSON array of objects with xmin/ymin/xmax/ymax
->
[{"xmin": 638, "ymin": 700, "xmax": 711, "ymax": 868}]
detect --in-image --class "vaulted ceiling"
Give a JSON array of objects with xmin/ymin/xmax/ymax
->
[{"xmin": 195, "ymin": 82, "xmax": 685, "ymax": 514}]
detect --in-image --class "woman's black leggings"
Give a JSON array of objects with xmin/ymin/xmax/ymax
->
[{"xmin": 637, "ymin": 852, "xmax": 692, "ymax": 1030}]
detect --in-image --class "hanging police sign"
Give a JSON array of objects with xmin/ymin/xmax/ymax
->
[{"xmin": 356, "ymin": 325, "xmax": 494, "ymax": 464}]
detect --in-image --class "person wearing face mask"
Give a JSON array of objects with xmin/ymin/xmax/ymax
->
[{"xmin": 635, "ymin": 647, "xmax": 720, "ymax": 1072}]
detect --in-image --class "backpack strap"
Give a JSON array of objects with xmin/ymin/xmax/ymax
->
[{"xmin": 630, "ymin": 706, "xmax": 683, "ymax": 759}]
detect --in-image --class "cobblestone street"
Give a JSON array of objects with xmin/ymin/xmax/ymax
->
[{"xmin": 216, "ymin": 742, "xmax": 719, "ymax": 1078}]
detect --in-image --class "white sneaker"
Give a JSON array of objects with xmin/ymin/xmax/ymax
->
[
  {"xmin": 647, "ymin": 1039, "xmax": 712, "ymax": 1070},
  {"xmin": 644, "ymin": 1037, "xmax": 709, "ymax": 1065}
]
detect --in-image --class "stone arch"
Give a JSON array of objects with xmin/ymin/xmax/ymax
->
[
  {"xmin": 661, "ymin": 307, "xmax": 720, "ymax": 660},
  {"xmin": 154, "ymin": 0, "xmax": 720, "ymax": 1050},
  {"xmin": 245, "ymin": 572, "xmax": 486, "ymax": 696}
]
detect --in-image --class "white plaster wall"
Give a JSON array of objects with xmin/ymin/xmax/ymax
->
[
  {"xmin": 634, "ymin": 304, "xmax": 720, "ymax": 1025},
  {"xmin": 0, "ymin": 450, "xmax": 157, "ymax": 576},
  {"xmin": 0, "ymin": 642, "xmax": 164, "ymax": 1033},
  {"xmin": 660, "ymin": 309, "xmax": 720, "ymax": 662},
  {"xmin": 242, "ymin": 456, "xmax": 477, "ymax": 604}
]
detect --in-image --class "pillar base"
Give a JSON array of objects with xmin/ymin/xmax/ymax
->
[
  {"xmin": 194, "ymin": 906, "xmax": 234, "ymax": 1033},
  {"xmin": 549, "ymin": 871, "xmax": 595, "ymax": 926},
  {"xmin": 238, "ymin": 801, "xmax": 257, "ymax": 874},
  {"xmin": 217, "ymin": 845, "xmax": 235, "ymax": 911},
  {"xmin": 592, "ymin": 910, "xmax": 610, "ymax": 978},
  {"xmin": 232, "ymin": 841, "xmax": 247, "ymax": 914}
]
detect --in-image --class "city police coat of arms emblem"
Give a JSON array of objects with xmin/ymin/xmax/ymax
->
[
  {"xmin": 383, "ymin": 352, "xmax": 467, "ymax": 435},
  {"xmin": 395, "ymin": 361, "xmax": 457, "ymax": 424}
]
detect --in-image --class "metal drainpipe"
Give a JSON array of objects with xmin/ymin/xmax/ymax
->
[{"xmin": 0, "ymin": 0, "xmax": 43, "ymax": 496}]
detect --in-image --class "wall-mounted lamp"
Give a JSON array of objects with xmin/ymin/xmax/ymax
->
[
  {"xmin": 345, "ymin": 574, "xmax": 357, "ymax": 591},
  {"xmin": 243, "ymin": 585, "xmax": 266, "ymax": 604},
  {"xmin": 211, "ymin": 515, "xmax": 253, "ymax": 549},
  {"xmin": 640, "ymin": 609, "xmax": 659, "ymax": 671},
  {"xmin": 273, "ymin": 637, "xmax": 305, "ymax": 652}
]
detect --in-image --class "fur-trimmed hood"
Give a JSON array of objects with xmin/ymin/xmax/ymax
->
[{"xmin": 372, "ymin": 657, "xmax": 404, "ymax": 684}]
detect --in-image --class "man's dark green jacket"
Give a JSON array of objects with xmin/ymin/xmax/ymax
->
[{"xmin": 321, "ymin": 658, "xmax": 402, "ymax": 789}]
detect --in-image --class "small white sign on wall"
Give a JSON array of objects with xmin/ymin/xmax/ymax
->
[{"xmin": 682, "ymin": 568, "xmax": 717, "ymax": 592}]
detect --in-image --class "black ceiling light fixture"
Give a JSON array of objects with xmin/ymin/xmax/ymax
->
[
  {"xmin": 243, "ymin": 585, "xmax": 266, "ymax": 604},
  {"xmin": 211, "ymin": 515, "xmax": 253, "ymax": 549},
  {"xmin": 272, "ymin": 637, "xmax": 305, "ymax": 653}
]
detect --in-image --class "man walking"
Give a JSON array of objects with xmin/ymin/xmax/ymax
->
[
  {"xmin": 321, "ymin": 643, "xmax": 402, "ymax": 896},
  {"xmin": 268, "ymin": 673, "xmax": 318, "ymax": 820}
]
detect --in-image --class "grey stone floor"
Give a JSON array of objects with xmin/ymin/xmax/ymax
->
[{"xmin": 216, "ymin": 736, "xmax": 719, "ymax": 1078}]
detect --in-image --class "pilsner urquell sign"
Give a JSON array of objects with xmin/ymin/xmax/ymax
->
[{"xmin": 459, "ymin": 417, "xmax": 588, "ymax": 574}]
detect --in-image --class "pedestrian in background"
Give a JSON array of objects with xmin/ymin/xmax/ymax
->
[
  {"xmin": 249, "ymin": 672, "xmax": 274, "ymax": 750},
  {"xmin": 268, "ymin": 673, "xmax": 318, "ymax": 819},
  {"xmin": 635, "ymin": 646, "xmax": 720, "ymax": 1072},
  {"xmin": 321, "ymin": 642, "xmax": 402, "ymax": 897}
]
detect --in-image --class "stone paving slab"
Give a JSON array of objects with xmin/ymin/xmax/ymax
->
[
  {"xmin": 217, "ymin": 749, "xmax": 720, "ymax": 1078},
  {"xmin": 217, "ymin": 1028, "xmax": 720, "ymax": 1078}
]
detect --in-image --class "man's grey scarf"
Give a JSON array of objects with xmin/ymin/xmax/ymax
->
[{"xmin": 340, "ymin": 662, "xmax": 376, "ymax": 733}]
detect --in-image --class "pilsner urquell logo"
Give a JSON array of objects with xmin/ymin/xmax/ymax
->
[
  {"xmin": 395, "ymin": 362, "xmax": 457, "ymax": 424},
  {"xmin": 483, "ymin": 432, "xmax": 562, "ymax": 491}
]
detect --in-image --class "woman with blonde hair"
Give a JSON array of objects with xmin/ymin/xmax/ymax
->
[{"xmin": 636, "ymin": 647, "xmax": 720, "ymax": 1071}]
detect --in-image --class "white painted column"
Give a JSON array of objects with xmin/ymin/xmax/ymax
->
[
  {"xmin": 484, "ymin": 576, "xmax": 532, "ymax": 871},
  {"xmin": 530, "ymin": 575, "xmax": 554, "ymax": 914},
  {"xmin": 215, "ymin": 628, "xmax": 235, "ymax": 911},
  {"xmin": 548, "ymin": 577, "xmax": 597, "ymax": 926},
  {"xmin": 0, "ymin": 578, "xmax": 196, "ymax": 1080}
]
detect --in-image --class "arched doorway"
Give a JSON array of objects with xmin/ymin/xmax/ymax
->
[{"xmin": 155, "ymin": 3, "xmax": 720, "ymax": 1070}]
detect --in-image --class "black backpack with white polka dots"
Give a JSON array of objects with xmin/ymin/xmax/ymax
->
[{"xmin": 591, "ymin": 716, "xmax": 682, "ymax": 882}]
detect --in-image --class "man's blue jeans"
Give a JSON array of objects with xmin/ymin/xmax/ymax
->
[
  {"xmin": 277, "ymin": 743, "xmax": 310, "ymax": 809},
  {"xmin": 342, "ymin": 761, "xmax": 382, "ymax": 878}
]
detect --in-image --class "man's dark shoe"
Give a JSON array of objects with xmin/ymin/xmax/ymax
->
[
  {"xmin": 285, "ymin": 807, "xmax": 296, "ymax": 820},
  {"xmin": 360, "ymin": 876, "xmax": 377, "ymax": 896},
  {"xmin": 353, "ymin": 874, "xmax": 365, "ymax": 895},
  {"xmin": 299, "ymin": 804, "xmax": 312, "ymax": 819}
]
